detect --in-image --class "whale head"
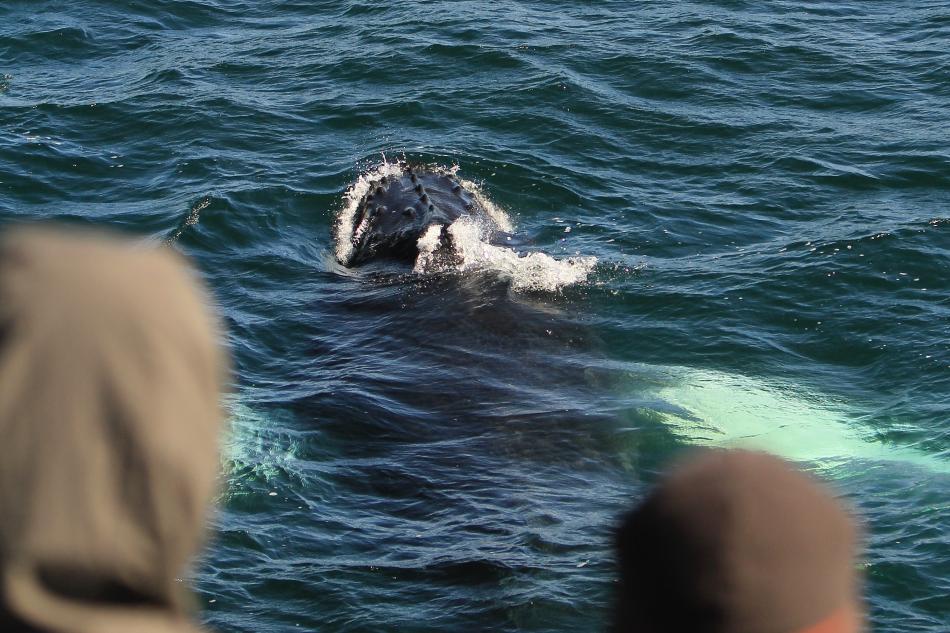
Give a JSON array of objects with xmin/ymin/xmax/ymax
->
[{"xmin": 344, "ymin": 167, "xmax": 484, "ymax": 267}]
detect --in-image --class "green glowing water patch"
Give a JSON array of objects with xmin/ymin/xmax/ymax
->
[
  {"xmin": 220, "ymin": 400, "xmax": 304, "ymax": 490},
  {"xmin": 652, "ymin": 368, "xmax": 948, "ymax": 475}
]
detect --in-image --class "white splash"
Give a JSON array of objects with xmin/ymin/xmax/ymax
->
[
  {"xmin": 414, "ymin": 216, "xmax": 596, "ymax": 293},
  {"xmin": 457, "ymin": 175, "xmax": 514, "ymax": 233},
  {"xmin": 412, "ymin": 223, "xmax": 447, "ymax": 274},
  {"xmin": 416, "ymin": 223, "xmax": 445, "ymax": 254}
]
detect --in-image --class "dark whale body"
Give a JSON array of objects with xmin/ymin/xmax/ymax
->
[{"xmin": 343, "ymin": 166, "xmax": 496, "ymax": 267}]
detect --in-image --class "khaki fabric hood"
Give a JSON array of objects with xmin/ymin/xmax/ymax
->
[{"xmin": 0, "ymin": 226, "xmax": 227, "ymax": 633}]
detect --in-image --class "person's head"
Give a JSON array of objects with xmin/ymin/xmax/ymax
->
[
  {"xmin": 0, "ymin": 226, "xmax": 227, "ymax": 633},
  {"xmin": 614, "ymin": 449, "xmax": 861, "ymax": 633}
]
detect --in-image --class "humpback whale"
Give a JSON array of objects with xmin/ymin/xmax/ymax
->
[
  {"xmin": 335, "ymin": 162, "xmax": 597, "ymax": 291},
  {"xmin": 340, "ymin": 165, "xmax": 500, "ymax": 267}
]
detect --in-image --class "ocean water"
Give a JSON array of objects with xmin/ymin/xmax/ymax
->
[{"xmin": 1, "ymin": 1, "xmax": 948, "ymax": 631}]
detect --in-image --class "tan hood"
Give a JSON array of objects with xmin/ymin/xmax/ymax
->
[{"xmin": 0, "ymin": 226, "xmax": 227, "ymax": 633}]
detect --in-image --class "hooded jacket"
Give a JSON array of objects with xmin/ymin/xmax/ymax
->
[{"xmin": 0, "ymin": 226, "xmax": 226, "ymax": 633}]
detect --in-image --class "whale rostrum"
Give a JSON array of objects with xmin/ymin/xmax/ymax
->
[{"xmin": 343, "ymin": 166, "xmax": 498, "ymax": 267}]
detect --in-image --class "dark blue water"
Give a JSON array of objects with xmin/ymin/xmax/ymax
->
[{"xmin": 2, "ymin": 1, "xmax": 948, "ymax": 631}]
